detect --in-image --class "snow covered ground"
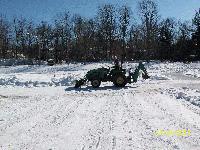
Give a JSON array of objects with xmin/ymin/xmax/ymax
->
[{"xmin": 0, "ymin": 62, "xmax": 200, "ymax": 150}]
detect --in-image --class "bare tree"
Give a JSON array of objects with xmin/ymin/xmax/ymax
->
[
  {"xmin": 193, "ymin": 9, "xmax": 200, "ymax": 27},
  {"xmin": 36, "ymin": 21, "xmax": 52, "ymax": 61},
  {"xmin": 25, "ymin": 21, "xmax": 37, "ymax": 59},
  {"xmin": 13, "ymin": 17, "xmax": 28, "ymax": 58},
  {"xmin": 158, "ymin": 18, "xmax": 176, "ymax": 60},
  {"xmin": 54, "ymin": 12, "xmax": 72, "ymax": 62},
  {"xmin": 119, "ymin": 5, "xmax": 131, "ymax": 59},
  {"xmin": 138, "ymin": 0, "xmax": 159, "ymax": 50},
  {"xmin": 192, "ymin": 8, "xmax": 200, "ymax": 55},
  {"xmin": 175, "ymin": 21, "xmax": 193, "ymax": 60},
  {"xmin": 128, "ymin": 24, "xmax": 144, "ymax": 59},
  {"xmin": 97, "ymin": 4, "xmax": 117, "ymax": 60},
  {"xmin": 0, "ymin": 15, "xmax": 10, "ymax": 58},
  {"xmin": 72, "ymin": 15, "xmax": 85, "ymax": 61},
  {"xmin": 82, "ymin": 19, "xmax": 97, "ymax": 61}
]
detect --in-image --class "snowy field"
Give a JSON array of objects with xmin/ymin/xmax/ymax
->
[{"xmin": 0, "ymin": 62, "xmax": 200, "ymax": 150}]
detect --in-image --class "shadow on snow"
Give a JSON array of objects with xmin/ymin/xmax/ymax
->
[{"xmin": 65, "ymin": 85, "xmax": 138, "ymax": 92}]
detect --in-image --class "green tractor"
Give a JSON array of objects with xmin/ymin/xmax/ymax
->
[{"xmin": 74, "ymin": 62, "xmax": 150, "ymax": 88}]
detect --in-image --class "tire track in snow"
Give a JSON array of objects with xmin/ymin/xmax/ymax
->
[
  {"xmin": 133, "ymin": 90, "xmax": 200, "ymax": 150},
  {"xmin": 117, "ymin": 91, "xmax": 174, "ymax": 150},
  {"xmin": 1, "ymin": 84, "xmax": 200, "ymax": 149}
]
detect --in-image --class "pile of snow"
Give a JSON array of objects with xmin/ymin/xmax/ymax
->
[
  {"xmin": 0, "ymin": 63, "xmax": 113, "ymax": 87},
  {"xmin": 148, "ymin": 61, "xmax": 200, "ymax": 73},
  {"xmin": 184, "ymin": 69, "xmax": 200, "ymax": 78},
  {"xmin": 162, "ymin": 87, "xmax": 200, "ymax": 107},
  {"xmin": 0, "ymin": 75, "xmax": 75, "ymax": 87},
  {"xmin": 0, "ymin": 59, "xmax": 46, "ymax": 66},
  {"xmin": 149, "ymin": 75, "xmax": 170, "ymax": 80}
]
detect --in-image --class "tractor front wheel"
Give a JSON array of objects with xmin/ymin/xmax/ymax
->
[
  {"xmin": 113, "ymin": 74, "xmax": 127, "ymax": 87},
  {"xmin": 91, "ymin": 79, "xmax": 101, "ymax": 88}
]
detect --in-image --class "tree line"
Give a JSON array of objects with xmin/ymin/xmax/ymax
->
[{"xmin": 0, "ymin": 0, "xmax": 200, "ymax": 63}]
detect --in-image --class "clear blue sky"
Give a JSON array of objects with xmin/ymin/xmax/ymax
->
[{"xmin": 0, "ymin": 0, "xmax": 200, "ymax": 23}]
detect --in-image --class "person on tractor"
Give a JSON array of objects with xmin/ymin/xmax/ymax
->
[
  {"xmin": 114, "ymin": 58, "xmax": 119, "ymax": 66},
  {"xmin": 113, "ymin": 57, "xmax": 120, "ymax": 70}
]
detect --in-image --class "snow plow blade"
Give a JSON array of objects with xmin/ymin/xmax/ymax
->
[
  {"xmin": 74, "ymin": 79, "xmax": 86, "ymax": 88},
  {"xmin": 142, "ymin": 73, "xmax": 150, "ymax": 79}
]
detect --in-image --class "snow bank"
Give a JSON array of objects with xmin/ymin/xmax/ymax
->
[
  {"xmin": 0, "ymin": 75, "xmax": 75, "ymax": 87},
  {"xmin": 163, "ymin": 88, "xmax": 200, "ymax": 107},
  {"xmin": 0, "ymin": 59, "xmax": 46, "ymax": 66},
  {"xmin": 184, "ymin": 69, "xmax": 200, "ymax": 78},
  {"xmin": 0, "ymin": 63, "xmax": 91, "ymax": 87}
]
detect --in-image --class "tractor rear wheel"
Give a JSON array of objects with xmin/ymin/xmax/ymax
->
[
  {"xmin": 91, "ymin": 79, "xmax": 101, "ymax": 88},
  {"xmin": 113, "ymin": 74, "xmax": 127, "ymax": 87}
]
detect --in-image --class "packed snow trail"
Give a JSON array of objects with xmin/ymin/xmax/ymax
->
[{"xmin": 0, "ymin": 62, "xmax": 200, "ymax": 149}]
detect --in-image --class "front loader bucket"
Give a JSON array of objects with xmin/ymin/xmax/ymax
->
[
  {"xmin": 142, "ymin": 73, "xmax": 150, "ymax": 79},
  {"xmin": 74, "ymin": 79, "xmax": 86, "ymax": 88}
]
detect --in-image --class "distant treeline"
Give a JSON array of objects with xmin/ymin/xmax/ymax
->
[{"xmin": 0, "ymin": 0, "xmax": 200, "ymax": 63}]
